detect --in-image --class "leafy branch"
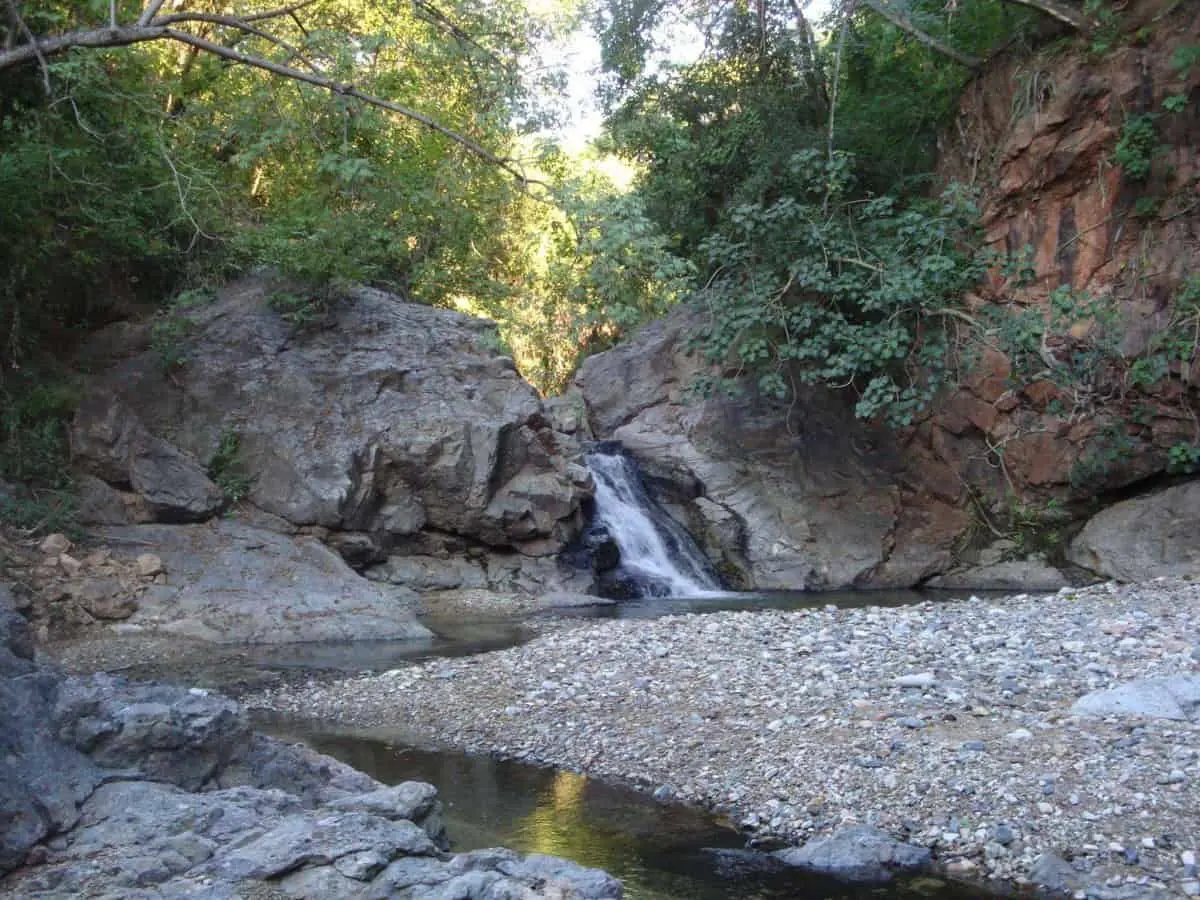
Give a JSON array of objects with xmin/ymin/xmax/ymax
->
[{"xmin": 0, "ymin": 0, "xmax": 544, "ymax": 187}]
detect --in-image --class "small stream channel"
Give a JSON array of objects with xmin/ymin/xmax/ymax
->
[{"xmin": 255, "ymin": 711, "xmax": 990, "ymax": 900}]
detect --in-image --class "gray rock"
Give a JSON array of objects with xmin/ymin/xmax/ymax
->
[
  {"xmin": 68, "ymin": 575, "xmax": 139, "ymax": 620},
  {"xmin": 1071, "ymin": 675, "xmax": 1200, "ymax": 722},
  {"xmin": 214, "ymin": 733, "xmax": 379, "ymax": 806},
  {"xmin": 925, "ymin": 559, "xmax": 1068, "ymax": 591},
  {"xmin": 74, "ymin": 473, "xmax": 135, "ymax": 525},
  {"xmin": 367, "ymin": 554, "xmax": 490, "ymax": 592},
  {"xmin": 0, "ymin": 672, "xmax": 104, "ymax": 873},
  {"xmin": 774, "ymin": 825, "xmax": 932, "ymax": 882},
  {"xmin": 2, "ymin": 638, "xmax": 621, "ymax": 900},
  {"xmin": 205, "ymin": 812, "xmax": 436, "ymax": 880},
  {"xmin": 894, "ymin": 672, "xmax": 937, "ymax": 688},
  {"xmin": 53, "ymin": 675, "xmax": 252, "ymax": 789},
  {"xmin": 95, "ymin": 521, "xmax": 431, "ymax": 643},
  {"xmin": 501, "ymin": 852, "xmax": 625, "ymax": 898},
  {"xmin": 1067, "ymin": 481, "xmax": 1200, "ymax": 581},
  {"xmin": 71, "ymin": 391, "xmax": 223, "ymax": 522},
  {"xmin": 78, "ymin": 278, "xmax": 589, "ymax": 553},
  {"xmin": 1029, "ymin": 852, "xmax": 1083, "ymax": 893},
  {"xmin": 0, "ymin": 585, "xmax": 35, "ymax": 675},
  {"xmin": 325, "ymin": 782, "xmax": 439, "ymax": 822}
]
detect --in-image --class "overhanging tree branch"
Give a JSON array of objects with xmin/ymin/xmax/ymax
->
[
  {"xmin": 862, "ymin": 0, "xmax": 983, "ymax": 69},
  {"xmin": 1001, "ymin": 0, "xmax": 1091, "ymax": 31},
  {"xmin": 0, "ymin": 1, "xmax": 542, "ymax": 187}
]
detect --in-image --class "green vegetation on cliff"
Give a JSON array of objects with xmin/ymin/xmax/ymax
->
[{"xmin": 0, "ymin": 0, "xmax": 1196, "ymax": 478}]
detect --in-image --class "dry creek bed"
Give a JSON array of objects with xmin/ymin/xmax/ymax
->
[{"xmin": 243, "ymin": 579, "xmax": 1200, "ymax": 898}]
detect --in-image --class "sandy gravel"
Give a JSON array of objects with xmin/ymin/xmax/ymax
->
[{"xmin": 244, "ymin": 579, "xmax": 1200, "ymax": 897}]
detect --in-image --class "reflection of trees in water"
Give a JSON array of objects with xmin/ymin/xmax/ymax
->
[{"xmin": 269, "ymin": 727, "xmax": 991, "ymax": 900}]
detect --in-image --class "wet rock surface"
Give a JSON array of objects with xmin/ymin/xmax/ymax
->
[{"xmin": 246, "ymin": 578, "xmax": 1200, "ymax": 896}]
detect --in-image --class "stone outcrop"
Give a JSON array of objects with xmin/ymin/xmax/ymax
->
[
  {"xmin": 70, "ymin": 391, "xmax": 223, "ymax": 522},
  {"xmin": 1067, "ymin": 480, "xmax": 1200, "ymax": 581},
  {"xmin": 93, "ymin": 521, "xmax": 432, "ymax": 643},
  {"xmin": 774, "ymin": 826, "xmax": 932, "ymax": 883},
  {"xmin": 931, "ymin": 0, "xmax": 1200, "ymax": 500},
  {"xmin": 71, "ymin": 277, "xmax": 592, "ymax": 586},
  {"xmin": 572, "ymin": 304, "xmax": 967, "ymax": 590},
  {"xmin": 0, "ymin": 591, "xmax": 621, "ymax": 899}
]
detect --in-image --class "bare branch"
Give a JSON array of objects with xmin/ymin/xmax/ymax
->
[
  {"xmin": 5, "ymin": 0, "xmax": 51, "ymax": 94},
  {"xmin": 138, "ymin": 0, "xmax": 170, "ymax": 27},
  {"xmin": 155, "ymin": 11, "xmax": 313, "ymax": 66},
  {"xmin": 1001, "ymin": 0, "xmax": 1091, "ymax": 30},
  {"xmin": 862, "ymin": 0, "xmax": 982, "ymax": 69},
  {"xmin": 240, "ymin": 1, "xmax": 321, "ymax": 25}
]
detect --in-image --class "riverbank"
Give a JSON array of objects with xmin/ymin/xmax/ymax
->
[{"xmin": 244, "ymin": 579, "xmax": 1200, "ymax": 897}]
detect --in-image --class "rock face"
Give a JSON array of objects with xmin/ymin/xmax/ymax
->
[
  {"xmin": 72, "ymin": 277, "xmax": 592, "ymax": 584},
  {"xmin": 932, "ymin": 0, "xmax": 1200, "ymax": 499},
  {"xmin": 573, "ymin": 304, "xmax": 966, "ymax": 590},
  {"xmin": 71, "ymin": 391, "xmax": 223, "ymax": 522},
  {"xmin": 1066, "ymin": 481, "xmax": 1200, "ymax": 581},
  {"xmin": 95, "ymin": 521, "xmax": 431, "ymax": 643},
  {"xmin": 0, "ymin": 592, "xmax": 620, "ymax": 899}
]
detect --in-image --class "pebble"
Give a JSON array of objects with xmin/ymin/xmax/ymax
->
[{"xmin": 243, "ymin": 578, "xmax": 1200, "ymax": 897}]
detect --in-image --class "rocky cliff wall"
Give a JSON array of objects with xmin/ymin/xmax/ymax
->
[
  {"xmin": 926, "ymin": 0, "xmax": 1200, "ymax": 502},
  {"xmin": 573, "ymin": 2, "xmax": 1200, "ymax": 589}
]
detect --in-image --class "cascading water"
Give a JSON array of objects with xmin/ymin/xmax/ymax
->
[{"xmin": 584, "ymin": 444, "xmax": 722, "ymax": 598}]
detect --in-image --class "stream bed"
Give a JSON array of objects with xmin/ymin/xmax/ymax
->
[
  {"xmin": 255, "ymin": 716, "xmax": 994, "ymax": 900},
  {"xmin": 53, "ymin": 587, "xmax": 1012, "ymax": 899}
]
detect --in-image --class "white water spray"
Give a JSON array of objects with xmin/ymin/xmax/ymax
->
[{"xmin": 585, "ymin": 447, "xmax": 721, "ymax": 598}]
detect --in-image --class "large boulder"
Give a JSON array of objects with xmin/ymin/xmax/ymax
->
[
  {"xmin": 1066, "ymin": 481, "xmax": 1200, "ymax": 581},
  {"xmin": 71, "ymin": 391, "xmax": 223, "ymax": 522},
  {"xmin": 573, "ymin": 305, "xmax": 966, "ymax": 590},
  {"xmin": 94, "ymin": 521, "xmax": 431, "ymax": 643},
  {"xmin": 74, "ymin": 277, "xmax": 590, "ymax": 560}
]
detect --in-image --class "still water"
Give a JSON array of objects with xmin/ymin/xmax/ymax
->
[
  {"xmin": 87, "ymin": 587, "xmax": 1006, "ymax": 899},
  {"xmin": 259, "ymin": 718, "xmax": 997, "ymax": 900}
]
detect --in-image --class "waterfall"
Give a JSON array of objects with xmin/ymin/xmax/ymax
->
[{"xmin": 584, "ymin": 445, "xmax": 722, "ymax": 598}]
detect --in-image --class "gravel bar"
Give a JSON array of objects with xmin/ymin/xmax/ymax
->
[{"xmin": 244, "ymin": 579, "xmax": 1200, "ymax": 896}]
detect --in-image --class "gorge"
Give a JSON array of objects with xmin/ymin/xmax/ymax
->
[{"xmin": 2, "ymin": 0, "xmax": 1199, "ymax": 897}]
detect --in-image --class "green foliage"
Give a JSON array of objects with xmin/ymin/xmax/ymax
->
[
  {"xmin": 1167, "ymin": 442, "xmax": 1200, "ymax": 474},
  {"xmin": 208, "ymin": 430, "xmax": 254, "ymax": 504},
  {"xmin": 150, "ymin": 288, "xmax": 212, "ymax": 370},
  {"xmin": 1006, "ymin": 498, "xmax": 1071, "ymax": 559},
  {"xmin": 1170, "ymin": 44, "xmax": 1200, "ymax": 73},
  {"xmin": 0, "ymin": 0, "xmax": 570, "ymax": 370},
  {"xmin": 0, "ymin": 369, "xmax": 78, "ymax": 488},
  {"xmin": 691, "ymin": 151, "xmax": 987, "ymax": 426},
  {"xmin": 1111, "ymin": 113, "xmax": 1161, "ymax": 181},
  {"xmin": 267, "ymin": 289, "xmax": 333, "ymax": 329},
  {"xmin": 0, "ymin": 367, "xmax": 78, "ymax": 535}
]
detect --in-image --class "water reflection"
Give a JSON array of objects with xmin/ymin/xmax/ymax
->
[{"xmin": 262, "ymin": 722, "xmax": 998, "ymax": 900}]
